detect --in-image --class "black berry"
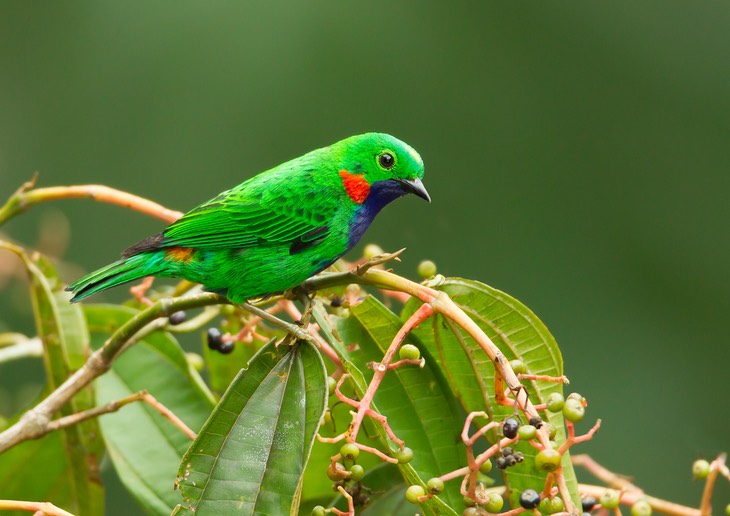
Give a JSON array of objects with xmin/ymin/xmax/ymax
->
[
  {"xmin": 502, "ymin": 417, "xmax": 519, "ymax": 439},
  {"xmin": 519, "ymin": 489, "xmax": 541, "ymax": 510},
  {"xmin": 207, "ymin": 328, "xmax": 223, "ymax": 350},
  {"xmin": 168, "ymin": 310, "xmax": 187, "ymax": 325}
]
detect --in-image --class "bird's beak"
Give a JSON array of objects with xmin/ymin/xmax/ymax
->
[{"xmin": 397, "ymin": 177, "xmax": 431, "ymax": 203}]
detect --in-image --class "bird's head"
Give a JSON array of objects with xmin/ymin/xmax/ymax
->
[{"xmin": 334, "ymin": 133, "xmax": 430, "ymax": 206}]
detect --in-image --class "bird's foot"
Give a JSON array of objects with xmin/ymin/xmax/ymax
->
[
  {"xmin": 240, "ymin": 302, "xmax": 313, "ymax": 342},
  {"xmin": 129, "ymin": 277, "xmax": 155, "ymax": 306}
]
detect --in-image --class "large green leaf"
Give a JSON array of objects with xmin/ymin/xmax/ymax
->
[
  {"xmin": 403, "ymin": 278, "xmax": 579, "ymax": 507},
  {"xmin": 2, "ymin": 247, "xmax": 104, "ymax": 516},
  {"xmin": 311, "ymin": 300, "xmax": 458, "ymax": 516},
  {"xmin": 85, "ymin": 304, "xmax": 215, "ymax": 515},
  {"xmin": 175, "ymin": 339, "xmax": 327, "ymax": 515}
]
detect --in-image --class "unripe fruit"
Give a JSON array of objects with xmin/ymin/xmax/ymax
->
[
  {"xmin": 327, "ymin": 377, "xmax": 337, "ymax": 395},
  {"xmin": 340, "ymin": 443, "xmax": 359, "ymax": 462},
  {"xmin": 599, "ymin": 489, "xmax": 621, "ymax": 510},
  {"xmin": 349, "ymin": 464, "xmax": 365, "ymax": 482},
  {"xmin": 502, "ymin": 417, "xmax": 519, "ymax": 439},
  {"xmin": 563, "ymin": 398, "xmax": 585, "ymax": 422},
  {"xmin": 518, "ymin": 424, "xmax": 537, "ymax": 441},
  {"xmin": 535, "ymin": 448, "xmax": 562, "ymax": 472},
  {"xmin": 509, "ymin": 359, "xmax": 527, "ymax": 374},
  {"xmin": 567, "ymin": 392, "xmax": 584, "ymax": 402},
  {"xmin": 327, "ymin": 462, "xmax": 347, "ymax": 481},
  {"xmin": 632, "ymin": 499, "xmax": 652, "ymax": 516},
  {"xmin": 399, "ymin": 344, "xmax": 421, "ymax": 361},
  {"xmin": 478, "ymin": 458, "xmax": 492, "ymax": 474},
  {"xmin": 405, "ymin": 485, "xmax": 425, "ymax": 504},
  {"xmin": 485, "ymin": 493, "xmax": 504, "ymax": 513},
  {"xmin": 692, "ymin": 459, "xmax": 710, "ymax": 479},
  {"xmin": 520, "ymin": 489, "xmax": 541, "ymax": 509},
  {"xmin": 364, "ymin": 243, "xmax": 384, "ymax": 259},
  {"xmin": 545, "ymin": 392, "xmax": 565, "ymax": 412},
  {"xmin": 539, "ymin": 496, "xmax": 564, "ymax": 514},
  {"xmin": 311, "ymin": 506, "xmax": 326, "ymax": 516},
  {"xmin": 395, "ymin": 447, "xmax": 414, "ymax": 464},
  {"xmin": 417, "ymin": 259, "xmax": 437, "ymax": 278},
  {"xmin": 427, "ymin": 477, "xmax": 444, "ymax": 494},
  {"xmin": 545, "ymin": 422, "xmax": 557, "ymax": 439}
]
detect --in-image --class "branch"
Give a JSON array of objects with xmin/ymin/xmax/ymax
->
[
  {"xmin": 0, "ymin": 175, "xmax": 182, "ymax": 227},
  {"xmin": 0, "ymin": 292, "xmax": 225, "ymax": 454},
  {"xmin": 0, "ymin": 499, "xmax": 75, "ymax": 516}
]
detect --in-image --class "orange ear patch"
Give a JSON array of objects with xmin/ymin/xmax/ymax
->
[
  {"xmin": 164, "ymin": 246, "xmax": 195, "ymax": 262},
  {"xmin": 339, "ymin": 170, "xmax": 370, "ymax": 204}
]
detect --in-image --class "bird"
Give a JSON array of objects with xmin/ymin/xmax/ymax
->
[{"xmin": 66, "ymin": 133, "xmax": 429, "ymax": 304}]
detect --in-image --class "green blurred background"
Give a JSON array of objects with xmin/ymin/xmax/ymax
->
[{"xmin": 1, "ymin": 1, "xmax": 728, "ymax": 513}]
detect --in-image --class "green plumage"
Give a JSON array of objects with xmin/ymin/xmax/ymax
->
[{"xmin": 66, "ymin": 133, "xmax": 429, "ymax": 304}]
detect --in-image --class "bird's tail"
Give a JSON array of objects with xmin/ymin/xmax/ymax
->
[{"xmin": 65, "ymin": 254, "xmax": 162, "ymax": 303}]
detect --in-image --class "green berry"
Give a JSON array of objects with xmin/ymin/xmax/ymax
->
[
  {"xmin": 395, "ymin": 447, "xmax": 414, "ymax": 464},
  {"xmin": 509, "ymin": 359, "xmax": 527, "ymax": 374},
  {"xmin": 405, "ymin": 485, "xmax": 425, "ymax": 504},
  {"xmin": 462, "ymin": 508, "xmax": 481, "ymax": 516},
  {"xmin": 545, "ymin": 392, "xmax": 565, "ymax": 412},
  {"xmin": 539, "ymin": 497, "xmax": 553, "ymax": 514},
  {"xmin": 426, "ymin": 477, "xmax": 444, "ymax": 494},
  {"xmin": 549, "ymin": 497, "xmax": 564, "ymax": 514},
  {"xmin": 485, "ymin": 493, "xmax": 504, "ymax": 513},
  {"xmin": 399, "ymin": 344, "xmax": 421, "ymax": 361},
  {"xmin": 566, "ymin": 392, "xmax": 583, "ymax": 401},
  {"xmin": 364, "ymin": 243, "xmax": 384, "ymax": 259},
  {"xmin": 463, "ymin": 496, "xmax": 477, "ymax": 507},
  {"xmin": 725, "ymin": 503, "xmax": 730, "ymax": 516},
  {"xmin": 518, "ymin": 424, "xmax": 537, "ymax": 440},
  {"xmin": 692, "ymin": 459, "xmax": 710, "ymax": 479},
  {"xmin": 599, "ymin": 489, "xmax": 621, "ymax": 510},
  {"xmin": 349, "ymin": 464, "xmax": 365, "ymax": 482},
  {"xmin": 535, "ymin": 448, "xmax": 562, "ymax": 472},
  {"xmin": 502, "ymin": 417, "xmax": 520, "ymax": 439},
  {"xmin": 311, "ymin": 505, "xmax": 326, "ymax": 516},
  {"xmin": 340, "ymin": 443, "xmax": 360, "ymax": 461},
  {"xmin": 563, "ymin": 398, "xmax": 585, "ymax": 422},
  {"xmin": 520, "ymin": 489, "xmax": 541, "ymax": 509},
  {"xmin": 417, "ymin": 259, "xmax": 437, "ymax": 278},
  {"xmin": 478, "ymin": 458, "xmax": 492, "ymax": 474},
  {"xmin": 545, "ymin": 422, "xmax": 557, "ymax": 439},
  {"xmin": 327, "ymin": 377, "xmax": 337, "ymax": 395},
  {"xmin": 632, "ymin": 499, "xmax": 652, "ymax": 516}
]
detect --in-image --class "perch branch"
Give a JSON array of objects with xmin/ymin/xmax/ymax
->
[{"xmin": 0, "ymin": 499, "xmax": 75, "ymax": 516}]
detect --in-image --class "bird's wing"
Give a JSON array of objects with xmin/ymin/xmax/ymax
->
[{"xmin": 159, "ymin": 182, "xmax": 336, "ymax": 251}]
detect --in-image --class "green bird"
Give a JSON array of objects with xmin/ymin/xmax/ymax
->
[{"xmin": 66, "ymin": 133, "xmax": 429, "ymax": 304}]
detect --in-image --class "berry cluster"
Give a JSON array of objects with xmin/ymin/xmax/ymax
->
[{"xmin": 206, "ymin": 327, "xmax": 234, "ymax": 354}]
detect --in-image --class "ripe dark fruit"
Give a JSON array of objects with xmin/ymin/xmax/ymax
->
[
  {"xmin": 529, "ymin": 416, "xmax": 544, "ymax": 428},
  {"xmin": 206, "ymin": 327, "xmax": 223, "ymax": 350},
  {"xmin": 502, "ymin": 417, "xmax": 520, "ymax": 439},
  {"xmin": 582, "ymin": 496, "xmax": 598, "ymax": 512},
  {"xmin": 520, "ymin": 489, "xmax": 541, "ymax": 510},
  {"xmin": 496, "ymin": 456, "xmax": 508, "ymax": 470},
  {"xmin": 168, "ymin": 310, "xmax": 187, "ymax": 325},
  {"xmin": 217, "ymin": 340, "xmax": 235, "ymax": 354}
]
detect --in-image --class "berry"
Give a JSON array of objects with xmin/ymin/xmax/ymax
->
[
  {"xmin": 349, "ymin": 464, "xmax": 365, "ymax": 482},
  {"xmin": 631, "ymin": 499, "xmax": 652, "ymax": 516},
  {"xmin": 502, "ymin": 417, "xmax": 520, "ymax": 439},
  {"xmin": 692, "ymin": 459, "xmax": 710, "ymax": 479},
  {"xmin": 518, "ymin": 424, "xmax": 537, "ymax": 441},
  {"xmin": 563, "ymin": 398, "xmax": 585, "ymax": 422},
  {"xmin": 545, "ymin": 392, "xmax": 565, "ymax": 412},
  {"xmin": 509, "ymin": 359, "xmax": 527, "ymax": 374},
  {"xmin": 725, "ymin": 503, "xmax": 730, "ymax": 516},
  {"xmin": 462, "ymin": 508, "xmax": 482, "ymax": 516},
  {"xmin": 529, "ymin": 416, "xmax": 544, "ymax": 428},
  {"xmin": 311, "ymin": 506, "xmax": 326, "ymax": 516},
  {"xmin": 327, "ymin": 377, "xmax": 337, "ymax": 395},
  {"xmin": 340, "ymin": 443, "xmax": 360, "ymax": 462},
  {"xmin": 501, "ymin": 447, "xmax": 514, "ymax": 457},
  {"xmin": 330, "ymin": 296, "xmax": 342, "ymax": 307},
  {"xmin": 485, "ymin": 493, "xmax": 504, "ymax": 513},
  {"xmin": 417, "ymin": 259, "xmax": 437, "ymax": 278},
  {"xmin": 217, "ymin": 340, "xmax": 235, "ymax": 354},
  {"xmin": 478, "ymin": 458, "xmax": 492, "ymax": 474},
  {"xmin": 514, "ymin": 451, "xmax": 524, "ymax": 462},
  {"xmin": 168, "ymin": 310, "xmax": 187, "ymax": 325},
  {"xmin": 363, "ymin": 243, "xmax": 384, "ymax": 259},
  {"xmin": 327, "ymin": 462, "xmax": 347, "ymax": 481},
  {"xmin": 567, "ymin": 392, "xmax": 584, "ymax": 402},
  {"xmin": 496, "ymin": 456, "xmax": 508, "ymax": 470},
  {"xmin": 599, "ymin": 489, "xmax": 620, "ymax": 510},
  {"xmin": 206, "ymin": 327, "xmax": 223, "ymax": 350},
  {"xmin": 405, "ymin": 485, "xmax": 425, "ymax": 504},
  {"xmin": 519, "ymin": 489, "xmax": 541, "ymax": 510},
  {"xmin": 395, "ymin": 447, "xmax": 414, "ymax": 464},
  {"xmin": 535, "ymin": 448, "xmax": 562, "ymax": 472},
  {"xmin": 463, "ymin": 496, "xmax": 477, "ymax": 507},
  {"xmin": 545, "ymin": 422, "xmax": 557, "ymax": 440},
  {"xmin": 539, "ymin": 497, "xmax": 553, "ymax": 514},
  {"xmin": 399, "ymin": 344, "xmax": 421, "ymax": 361},
  {"xmin": 426, "ymin": 477, "xmax": 444, "ymax": 494},
  {"xmin": 581, "ymin": 496, "xmax": 598, "ymax": 512}
]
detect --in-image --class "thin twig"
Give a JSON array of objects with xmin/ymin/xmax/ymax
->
[
  {"xmin": 0, "ymin": 499, "xmax": 75, "ymax": 516},
  {"xmin": 700, "ymin": 453, "xmax": 727, "ymax": 516}
]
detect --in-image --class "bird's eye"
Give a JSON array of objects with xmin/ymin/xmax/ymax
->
[{"xmin": 378, "ymin": 152, "xmax": 395, "ymax": 169}]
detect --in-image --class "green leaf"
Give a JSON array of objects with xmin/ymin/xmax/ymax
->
[
  {"xmin": 12, "ymin": 247, "xmax": 104, "ymax": 516},
  {"xmin": 176, "ymin": 339, "xmax": 327, "ymax": 515},
  {"xmin": 403, "ymin": 278, "xmax": 579, "ymax": 507},
  {"xmin": 85, "ymin": 304, "xmax": 215, "ymax": 515}
]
